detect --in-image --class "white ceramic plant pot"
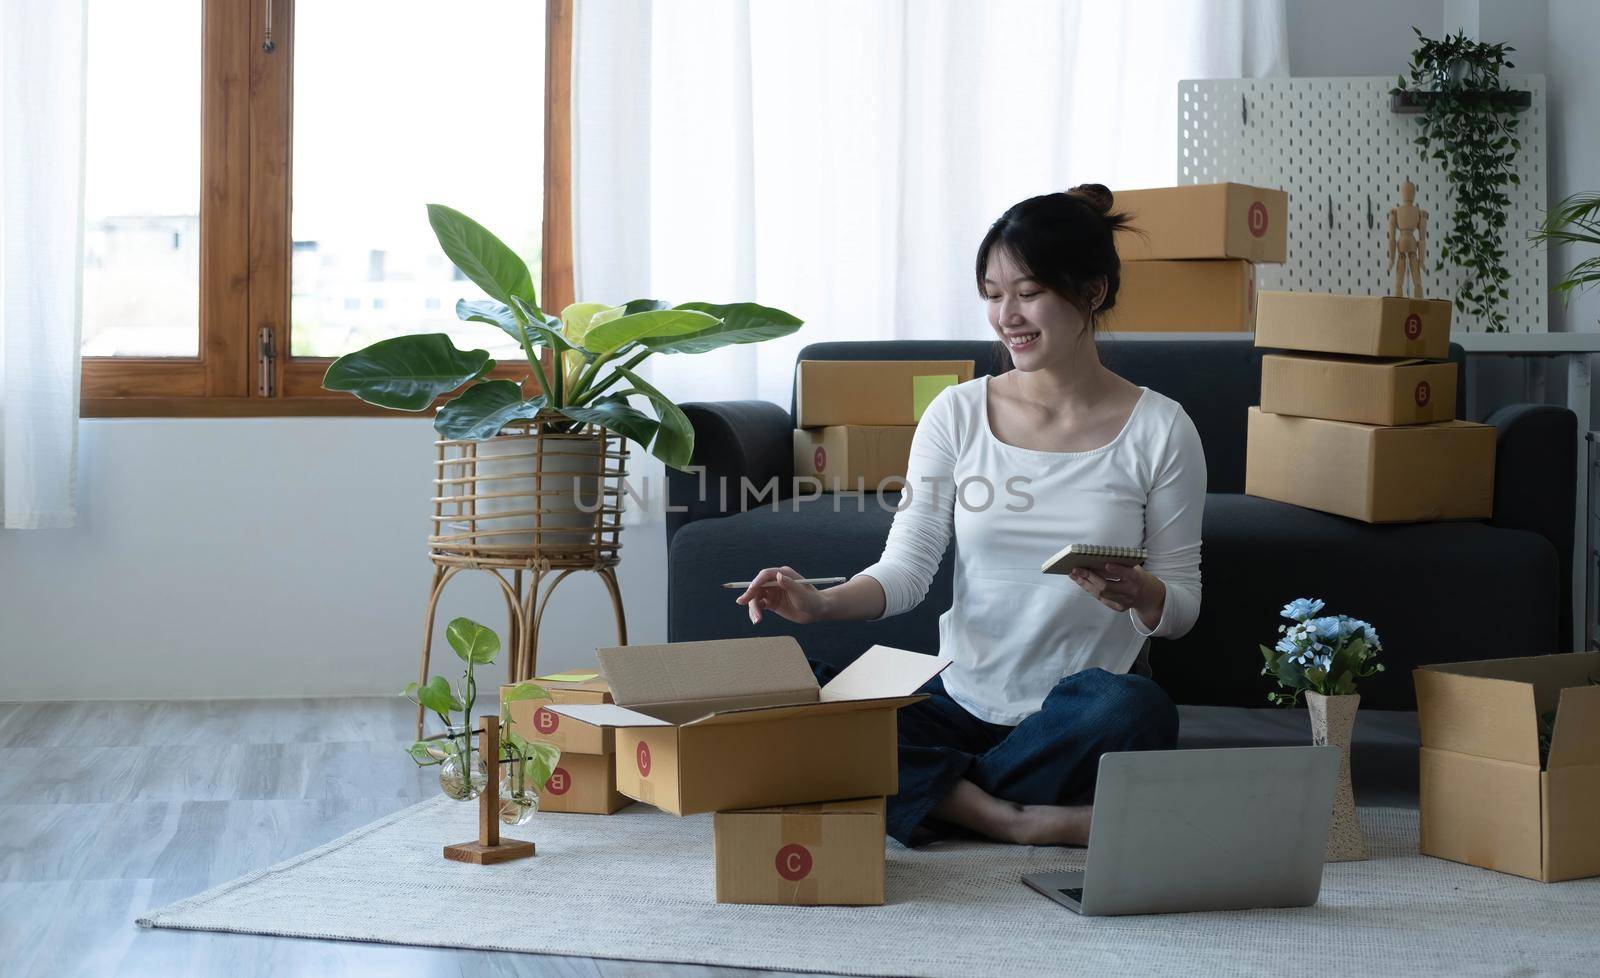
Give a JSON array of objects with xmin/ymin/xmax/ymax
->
[
  {"xmin": 452, "ymin": 426, "xmax": 606, "ymax": 553},
  {"xmin": 1307, "ymin": 691, "xmax": 1369, "ymax": 862}
]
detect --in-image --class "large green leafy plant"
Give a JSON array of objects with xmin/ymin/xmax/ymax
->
[
  {"xmin": 1392, "ymin": 28, "xmax": 1522, "ymax": 332},
  {"xmin": 323, "ymin": 205, "xmax": 802, "ymax": 466}
]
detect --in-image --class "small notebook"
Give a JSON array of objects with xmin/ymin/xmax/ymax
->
[{"xmin": 1041, "ymin": 543, "xmax": 1148, "ymax": 575}]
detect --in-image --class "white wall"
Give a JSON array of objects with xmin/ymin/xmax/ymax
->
[
  {"xmin": 0, "ymin": 418, "xmax": 667, "ymax": 700},
  {"xmin": 1546, "ymin": 0, "xmax": 1600, "ymax": 335}
]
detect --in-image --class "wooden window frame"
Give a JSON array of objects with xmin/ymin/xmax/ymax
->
[{"xmin": 82, "ymin": 0, "xmax": 573, "ymax": 418}]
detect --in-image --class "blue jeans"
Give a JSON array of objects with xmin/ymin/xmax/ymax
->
[{"xmin": 818, "ymin": 663, "xmax": 1179, "ymax": 847}]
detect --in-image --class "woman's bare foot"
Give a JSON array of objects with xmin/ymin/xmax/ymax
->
[
  {"xmin": 931, "ymin": 778, "xmax": 1093, "ymax": 846},
  {"xmin": 1006, "ymin": 803, "xmax": 1092, "ymax": 847}
]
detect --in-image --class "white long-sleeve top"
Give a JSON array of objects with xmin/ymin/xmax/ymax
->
[{"xmin": 856, "ymin": 375, "xmax": 1207, "ymax": 725}]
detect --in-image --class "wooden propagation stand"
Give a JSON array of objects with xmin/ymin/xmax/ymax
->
[{"xmin": 443, "ymin": 715, "xmax": 535, "ymax": 865}]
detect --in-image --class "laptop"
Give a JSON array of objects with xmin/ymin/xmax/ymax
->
[{"xmin": 1022, "ymin": 745, "xmax": 1340, "ymax": 916}]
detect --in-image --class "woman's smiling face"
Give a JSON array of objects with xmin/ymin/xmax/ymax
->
[{"xmin": 982, "ymin": 246, "xmax": 1095, "ymax": 370}]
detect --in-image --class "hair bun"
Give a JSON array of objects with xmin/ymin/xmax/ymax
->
[{"xmin": 1066, "ymin": 183, "xmax": 1114, "ymax": 216}]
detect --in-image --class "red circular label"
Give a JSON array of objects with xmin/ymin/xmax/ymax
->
[
  {"xmin": 813, "ymin": 446, "xmax": 827, "ymax": 473},
  {"xmin": 546, "ymin": 767, "xmax": 571, "ymax": 795},
  {"xmin": 533, "ymin": 707, "xmax": 559, "ymax": 734},
  {"xmin": 636, "ymin": 741, "xmax": 652, "ymax": 777},
  {"xmin": 775, "ymin": 844, "xmax": 814, "ymax": 881},
  {"xmin": 1404, "ymin": 313, "xmax": 1423, "ymax": 340},
  {"xmin": 1415, "ymin": 380, "xmax": 1432, "ymax": 407},
  {"xmin": 1247, "ymin": 201, "xmax": 1269, "ymax": 238}
]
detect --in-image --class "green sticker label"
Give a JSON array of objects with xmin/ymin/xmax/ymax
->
[{"xmin": 912, "ymin": 374, "xmax": 959, "ymax": 421}]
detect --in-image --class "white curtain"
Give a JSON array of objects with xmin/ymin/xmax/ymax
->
[
  {"xmin": 0, "ymin": 0, "xmax": 86, "ymax": 529},
  {"xmin": 573, "ymin": 0, "xmax": 1288, "ymax": 411}
]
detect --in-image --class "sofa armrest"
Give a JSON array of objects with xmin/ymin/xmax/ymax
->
[
  {"xmin": 665, "ymin": 400, "xmax": 794, "ymax": 547},
  {"xmin": 1484, "ymin": 402, "xmax": 1577, "ymax": 648}
]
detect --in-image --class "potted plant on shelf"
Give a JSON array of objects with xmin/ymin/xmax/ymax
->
[
  {"xmin": 322, "ymin": 204, "xmax": 803, "ymax": 550},
  {"xmin": 1390, "ymin": 28, "xmax": 1524, "ymax": 332},
  {"xmin": 406, "ymin": 615, "xmax": 561, "ymax": 826},
  {"xmin": 1260, "ymin": 597, "xmax": 1386, "ymax": 862}
]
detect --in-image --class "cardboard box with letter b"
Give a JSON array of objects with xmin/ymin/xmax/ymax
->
[
  {"xmin": 546, "ymin": 637, "xmax": 948, "ymax": 816},
  {"xmin": 1415, "ymin": 653, "xmax": 1600, "ymax": 882}
]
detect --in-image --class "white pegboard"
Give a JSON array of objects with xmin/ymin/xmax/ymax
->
[{"xmin": 1178, "ymin": 75, "xmax": 1547, "ymax": 333}]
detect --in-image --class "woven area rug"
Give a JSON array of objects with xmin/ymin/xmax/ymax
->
[{"xmin": 139, "ymin": 798, "xmax": 1600, "ymax": 978}]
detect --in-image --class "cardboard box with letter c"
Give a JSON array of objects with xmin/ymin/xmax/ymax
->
[{"xmin": 714, "ymin": 797, "xmax": 887, "ymax": 905}]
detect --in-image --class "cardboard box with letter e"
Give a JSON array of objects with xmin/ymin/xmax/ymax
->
[
  {"xmin": 546, "ymin": 638, "xmax": 948, "ymax": 816},
  {"xmin": 1110, "ymin": 183, "xmax": 1288, "ymax": 263},
  {"xmin": 793, "ymin": 426, "xmax": 916, "ymax": 492},
  {"xmin": 1245, "ymin": 407, "xmax": 1494, "ymax": 523},
  {"xmin": 795, "ymin": 360, "xmax": 973, "ymax": 428},
  {"xmin": 714, "ymin": 797, "xmax": 887, "ymax": 905},
  {"xmin": 502, "ymin": 676, "xmax": 615, "ymax": 755},
  {"xmin": 1415, "ymin": 653, "xmax": 1600, "ymax": 882},
  {"xmin": 1260, "ymin": 353, "xmax": 1458, "ymax": 426}
]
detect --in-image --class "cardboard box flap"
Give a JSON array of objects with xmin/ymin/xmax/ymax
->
[
  {"xmin": 819, "ymin": 645, "xmax": 949, "ymax": 702},
  {"xmin": 1548, "ymin": 684, "xmax": 1600, "ymax": 768},
  {"xmin": 1424, "ymin": 653, "xmax": 1600, "ymax": 714},
  {"xmin": 545, "ymin": 703, "xmax": 672, "ymax": 728},
  {"xmin": 596, "ymin": 636, "xmax": 818, "ymax": 708},
  {"xmin": 1414, "ymin": 667, "xmax": 1540, "ymax": 765},
  {"xmin": 683, "ymin": 694, "xmax": 927, "ymax": 729}
]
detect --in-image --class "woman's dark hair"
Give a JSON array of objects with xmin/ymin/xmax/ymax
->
[{"xmin": 976, "ymin": 183, "xmax": 1136, "ymax": 368}]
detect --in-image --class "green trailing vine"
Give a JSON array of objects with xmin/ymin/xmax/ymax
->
[{"xmin": 1392, "ymin": 28, "xmax": 1522, "ymax": 332}]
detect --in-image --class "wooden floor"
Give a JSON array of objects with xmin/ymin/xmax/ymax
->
[{"xmin": 0, "ymin": 698, "xmax": 793, "ymax": 978}]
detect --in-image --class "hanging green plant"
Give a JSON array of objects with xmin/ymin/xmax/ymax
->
[{"xmin": 1391, "ymin": 28, "xmax": 1522, "ymax": 332}]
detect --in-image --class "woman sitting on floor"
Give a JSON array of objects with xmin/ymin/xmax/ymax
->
[{"xmin": 734, "ymin": 184, "xmax": 1207, "ymax": 847}]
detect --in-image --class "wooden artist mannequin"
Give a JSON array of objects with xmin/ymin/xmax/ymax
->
[{"xmin": 1387, "ymin": 179, "xmax": 1427, "ymax": 298}]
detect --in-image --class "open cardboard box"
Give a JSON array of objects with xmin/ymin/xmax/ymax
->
[
  {"xmin": 547, "ymin": 637, "xmax": 948, "ymax": 816},
  {"xmin": 1415, "ymin": 653, "xmax": 1600, "ymax": 882}
]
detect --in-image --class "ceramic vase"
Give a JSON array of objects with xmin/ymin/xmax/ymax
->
[{"xmin": 1306, "ymin": 691, "xmax": 1369, "ymax": 862}]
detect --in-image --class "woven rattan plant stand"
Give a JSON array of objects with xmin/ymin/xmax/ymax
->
[{"xmin": 416, "ymin": 414, "xmax": 629, "ymax": 739}]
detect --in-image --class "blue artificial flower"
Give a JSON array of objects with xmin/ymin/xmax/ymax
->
[
  {"xmin": 1275, "ymin": 636, "xmax": 1298, "ymax": 654},
  {"xmin": 1313, "ymin": 653, "xmax": 1333, "ymax": 672},
  {"xmin": 1307, "ymin": 616, "xmax": 1345, "ymax": 640},
  {"xmin": 1361, "ymin": 623, "xmax": 1382, "ymax": 649},
  {"xmin": 1282, "ymin": 598, "xmax": 1326, "ymax": 622}
]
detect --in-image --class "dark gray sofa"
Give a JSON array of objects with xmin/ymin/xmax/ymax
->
[{"xmin": 663, "ymin": 338, "xmax": 1575, "ymax": 802}]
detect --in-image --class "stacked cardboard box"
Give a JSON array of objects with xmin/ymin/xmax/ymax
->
[
  {"xmin": 792, "ymin": 360, "xmax": 973, "ymax": 492},
  {"xmin": 1107, "ymin": 182, "xmax": 1288, "ymax": 332},
  {"xmin": 1246, "ymin": 291, "xmax": 1496, "ymax": 523},
  {"xmin": 545, "ymin": 637, "xmax": 948, "ymax": 905},
  {"xmin": 502, "ymin": 675, "xmax": 630, "ymax": 815}
]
